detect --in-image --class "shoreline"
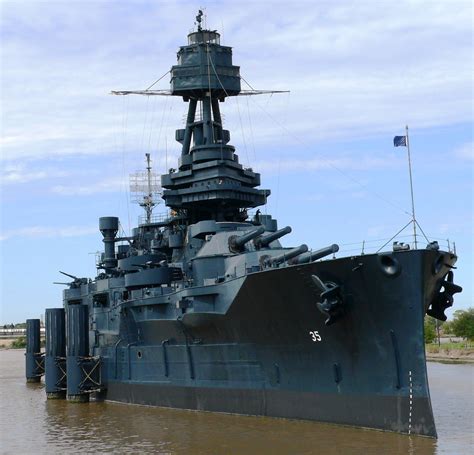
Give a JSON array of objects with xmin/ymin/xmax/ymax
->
[
  {"xmin": 425, "ymin": 343, "xmax": 474, "ymax": 363},
  {"xmin": 426, "ymin": 352, "xmax": 474, "ymax": 364}
]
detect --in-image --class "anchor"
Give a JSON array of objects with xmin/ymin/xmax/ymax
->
[
  {"xmin": 311, "ymin": 274, "xmax": 344, "ymax": 326},
  {"xmin": 427, "ymin": 271, "xmax": 462, "ymax": 321}
]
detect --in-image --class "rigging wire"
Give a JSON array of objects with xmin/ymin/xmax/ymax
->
[
  {"xmin": 239, "ymin": 75, "xmax": 412, "ymax": 218},
  {"xmin": 146, "ymin": 96, "xmax": 158, "ymax": 154},
  {"xmin": 163, "ymin": 103, "xmax": 174, "ymax": 172},
  {"xmin": 206, "ymin": 43, "xmax": 216, "ymax": 145},
  {"xmin": 235, "ymin": 96, "xmax": 251, "ymax": 168},
  {"xmin": 339, "ymin": 234, "xmax": 414, "ymax": 247},
  {"xmin": 140, "ymin": 95, "xmax": 151, "ymax": 154},
  {"xmin": 245, "ymin": 96, "xmax": 257, "ymax": 162},
  {"xmin": 415, "ymin": 219, "xmax": 430, "ymax": 243},
  {"xmin": 376, "ymin": 220, "xmax": 413, "ymax": 253},
  {"xmin": 121, "ymin": 95, "xmax": 131, "ymax": 234},
  {"xmin": 275, "ymin": 157, "xmax": 281, "ymax": 219},
  {"xmin": 205, "ymin": 54, "xmax": 413, "ymax": 232},
  {"xmin": 155, "ymin": 95, "xmax": 170, "ymax": 173},
  {"xmin": 207, "ymin": 55, "xmax": 251, "ymax": 167},
  {"xmin": 209, "ymin": 57, "xmax": 412, "ymax": 225},
  {"xmin": 275, "ymin": 92, "xmax": 291, "ymax": 220},
  {"xmin": 206, "ymin": 55, "xmax": 264, "ymax": 212},
  {"xmin": 145, "ymin": 70, "xmax": 171, "ymax": 91}
]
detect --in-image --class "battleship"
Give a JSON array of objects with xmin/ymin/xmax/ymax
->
[{"xmin": 25, "ymin": 12, "xmax": 463, "ymax": 438}]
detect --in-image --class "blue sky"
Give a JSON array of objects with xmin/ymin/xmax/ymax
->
[{"xmin": 1, "ymin": 0, "xmax": 472, "ymax": 323}]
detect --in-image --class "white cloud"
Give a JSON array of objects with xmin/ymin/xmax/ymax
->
[
  {"xmin": 0, "ymin": 0, "xmax": 471, "ymax": 162},
  {"xmin": 454, "ymin": 142, "xmax": 473, "ymax": 161},
  {"xmin": 254, "ymin": 154, "xmax": 398, "ymax": 175},
  {"xmin": 50, "ymin": 176, "xmax": 126, "ymax": 196},
  {"xmin": 1, "ymin": 163, "xmax": 69, "ymax": 184},
  {"xmin": 0, "ymin": 225, "xmax": 97, "ymax": 241}
]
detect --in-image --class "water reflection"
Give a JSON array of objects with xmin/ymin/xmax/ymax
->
[{"xmin": 41, "ymin": 399, "xmax": 438, "ymax": 455}]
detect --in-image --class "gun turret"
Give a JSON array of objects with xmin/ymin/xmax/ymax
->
[
  {"xmin": 229, "ymin": 226, "xmax": 265, "ymax": 253},
  {"xmin": 255, "ymin": 226, "xmax": 292, "ymax": 249},
  {"xmin": 265, "ymin": 244, "xmax": 308, "ymax": 267},
  {"xmin": 292, "ymin": 244, "xmax": 339, "ymax": 264},
  {"xmin": 57, "ymin": 271, "xmax": 88, "ymax": 288},
  {"xmin": 59, "ymin": 271, "xmax": 79, "ymax": 280}
]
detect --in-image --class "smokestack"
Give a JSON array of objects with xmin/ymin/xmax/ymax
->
[{"xmin": 99, "ymin": 217, "xmax": 119, "ymax": 269}]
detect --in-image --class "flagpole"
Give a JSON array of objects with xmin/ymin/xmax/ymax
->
[{"xmin": 405, "ymin": 125, "xmax": 418, "ymax": 248}]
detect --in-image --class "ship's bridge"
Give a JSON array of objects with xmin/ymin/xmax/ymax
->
[{"xmin": 188, "ymin": 30, "xmax": 220, "ymax": 45}]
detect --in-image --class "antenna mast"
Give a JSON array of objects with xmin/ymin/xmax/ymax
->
[
  {"xmin": 405, "ymin": 125, "xmax": 418, "ymax": 249},
  {"xmin": 130, "ymin": 154, "xmax": 162, "ymax": 224},
  {"xmin": 145, "ymin": 153, "xmax": 153, "ymax": 223}
]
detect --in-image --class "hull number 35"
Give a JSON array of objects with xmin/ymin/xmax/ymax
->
[{"xmin": 309, "ymin": 331, "xmax": 322, "ymax": 342}]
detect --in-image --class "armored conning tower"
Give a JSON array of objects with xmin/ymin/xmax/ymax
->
[{"xmin": 161, "ymin": 14, "xmax": 270, "ymax": 223}]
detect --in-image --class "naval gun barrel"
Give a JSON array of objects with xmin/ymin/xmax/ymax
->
[
  {"xmin": 293, "ymin": 244, "xmax": 339, "ymax": 264},
  {"xmin": 229, "ymin": 226, "xmax": 265, "ymax": 252},
  {"xmin": 59, "ymin": 271, "xmax": 79, "ymax": 280},
  {"xmin": 256, "ymin": 226, "xmax": 292, "ymax": 248},
  {"xmin": 267, "ymin": 244, "xmax": 308, "ymax": 266}
]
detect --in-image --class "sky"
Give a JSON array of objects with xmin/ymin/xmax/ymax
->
[{"xmin": 1, "ymin": 0, "xmax": 472, "ymax": 323}]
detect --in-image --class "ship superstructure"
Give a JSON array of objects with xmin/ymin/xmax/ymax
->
[{"xmin": 25, "ymin": 12, "xmax": 463, "ymax": 438}]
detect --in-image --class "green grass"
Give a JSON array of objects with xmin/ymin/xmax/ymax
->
[
  {"xmin": 5, "ymin": 337, "xmax": 45, "ymax": 349},
  {"xmin": 10, "ymin": 337, "xmax": 27, "ymax": 349},
  {"xmin": 426, "ymin": 341, "xmax": 474, "ymax": 354}
]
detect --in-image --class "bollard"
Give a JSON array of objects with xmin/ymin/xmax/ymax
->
[
  {"xmin": 66, "ymin": 304, "xmax": 90, "ymax": 402},
  {"xmin": 45, "ymin": 308, "xmax": 66, "ymax": 399},
  {"xmin": 25, "ymin": 319, "xmax": 43, "ymax": 383}
]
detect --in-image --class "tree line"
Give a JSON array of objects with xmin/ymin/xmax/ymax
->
[{"xmin": 424, "ymin": 308, "xmax": 474, "ymax": 343}]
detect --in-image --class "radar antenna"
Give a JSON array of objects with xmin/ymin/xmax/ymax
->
[{"xmin": 130, "ymin": 153, "xmax": 162, "ymax": 224}]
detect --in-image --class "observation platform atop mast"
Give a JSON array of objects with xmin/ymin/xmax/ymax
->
[{"xmin": 170, "ymin": 28, "xmax": 241, "ymax": 99}]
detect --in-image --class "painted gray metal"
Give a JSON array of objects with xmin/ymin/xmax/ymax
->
[
  {"xmin": 25, "ymin": 319, "xmax": 43, "ymax": 383},
  {"xmin": 99, "ymin": 216, "xmax": 119, "ymax": 270},
  {"xmin": 161, "ymin": 24, "xmax": 269, "ymax": 223},
  {"xmin": 294, "ymin": 243, "xmax": 339, "ymax": 264},
  {"xmin": 45, "ymin": 308, "xmax": 66, "ymax": 398},
  {"xmin": 171, "ymin": 29, "xmax": 240, "ymax": 97},
  {"xmin": 66, "ymin": 304, "xmax": 89, "ymax": 402},
  {"xmin": 32, "ymin": 12, "xmax": 463, "ymax": 438}
]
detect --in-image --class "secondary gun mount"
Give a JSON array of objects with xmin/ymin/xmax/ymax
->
[
  {"xmin": 254, "ymin": 226, "xmax": 292, "ymax": 249},
  {"xmin": 228, "ymin": 226, "xmax": 265, "ymax": 253},
  {"xmin": 293, "ymin": 244, "xmax": 339, "ymax": 264},
  {"xmin": 55, "ymin": 271, "xmax": 88, "ymax": 288},
  {"xmin": 263, "ymin": 244, "xmax": 309, "ymax": 267}
]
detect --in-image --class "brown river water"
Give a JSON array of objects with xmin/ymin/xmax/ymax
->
[{"xmin": 0, "ymin": 350, "xmax": 472, "ymax": 454}]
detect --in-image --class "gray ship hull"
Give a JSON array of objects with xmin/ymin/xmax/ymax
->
[{"xmin": 97, "ymin": 249, "xmax": 454, "ymax": 437}]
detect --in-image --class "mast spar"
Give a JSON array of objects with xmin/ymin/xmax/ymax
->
[{"xmin": 130, "ymin": 154, "xmax": 161, "ymax": 225}]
